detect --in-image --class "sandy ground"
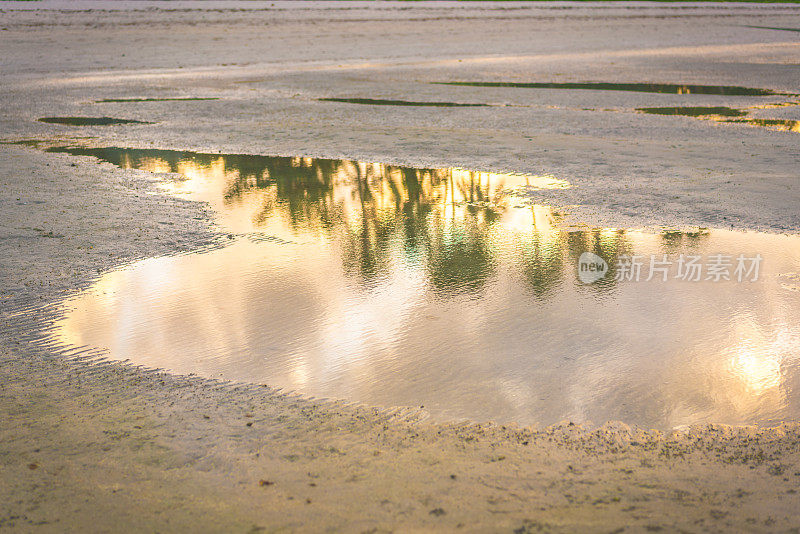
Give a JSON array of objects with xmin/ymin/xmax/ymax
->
[{"xmin": 2, "ymin": 2, "xmax": 800, "ymax": 531}]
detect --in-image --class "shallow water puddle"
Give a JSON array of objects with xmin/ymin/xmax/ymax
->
[
  {"xmin": 636, "ymin": 106, "xmax": 747, "ymax": 117},
  {"xmin": 434, "ymin": 81, "xmax": 783, "ymax": 96},
  {"xmin": 94, "ymin": 97, "xmax": 219, "ymax": 103},
  {"xmin": 38, "ymin": 117, "xmax": 152, "ymax": 126},
  {"xmin": 44, "ymin": 146, "xmax": 800, "ymax": 429},
  {"xmin": 723, "ymin": 118, "xmax": 800, "ymax": 132},
  {"xmin": 639, "ymin": 112, "xmax": 800, "ymax": 132},
  {"xmin": 745, "ymin": 25, "xmax": 800, "ymax": 33},
  {"xmin": 319, "ymin": 98, "xmax": 490, "ymax": 107},
  {"xmin": 636, "ymin": 107, "xmax": 800, "ymax": 132}
]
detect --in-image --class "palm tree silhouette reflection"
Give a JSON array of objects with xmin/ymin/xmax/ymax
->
[{"xmin": 47, "ymin": 146, "xmax": 646, "ymax": 298}]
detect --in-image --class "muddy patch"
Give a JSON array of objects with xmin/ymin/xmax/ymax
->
[{"xmin": 37, "ymin": 117, "xmax": 153, "ymax": 126}]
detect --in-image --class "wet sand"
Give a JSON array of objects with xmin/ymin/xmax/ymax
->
[{"xmin": 2, "ymin": 2, "xmax": 800, "ymax": 531}]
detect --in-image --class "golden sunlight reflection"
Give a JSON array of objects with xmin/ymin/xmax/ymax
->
[
  {"xmin": 727, "ymin": 323, "xmax": 798, "ymax": 397},
  {"xmin": 45, "ymin": 146, "xmax": 800, "ymax": 430},
  {"xmin": 730, "ymin": 346, "xmax": 782, "ymax": 395}
]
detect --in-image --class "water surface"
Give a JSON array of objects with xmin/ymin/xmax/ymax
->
[
  {"xmin": 635, "ymin": 107, "xmax": 800, "ymax": 132},
  {"xmin": 319, "ymin": 98, "xmax": 489, "ymax": 107},
  {"xmin": 38, "ymin": 117, "xmax": 152, "ymax": 126},
  {"xmin": 637, "ymin": 106, "xmax": 747, "ymax": 117},
  {"xmin": 94, "ymin": 97, "xmax": 219, "ymax": 103},
  {"xmin": 724, "ymin": 118, "xmax": 800, "ymax": 132},
  {"xmin": 46, "ymin": 147, "xmax": 800, "ymax": 429},
  {"xmin": 434, "ymin": 82, "xmax": 781, "ymax": 96},
  {"xmin": 745, "ymin": 25, "xmax": 800, "ymax": 33}
]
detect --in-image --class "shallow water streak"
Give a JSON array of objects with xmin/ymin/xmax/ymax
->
[
  {"xmin": 435, "ymin": 82, "xmax": 781, "ymax": 96},
  {"xmin": 45, "ymin": 147, "xmax": 800, "ymax": 430},
  {"xmin": 319, "ymin": 98, "xmax": 489, "ymax": 107},
  {"xmin": 38, "ymin": 117, "xmax": 152, "ymax": 126},
  {"xmin": 636, "ymin": 108, "xmax": 800, "ymax": 132},
  {"xmin": 94, "ymin": 97, "xmax": 220, "ymax": 103},
  {"xmin": 637, "ymin": 106, "xmax": 747, "ymax": 117},
  {"xmin": 724, "ymin": 118, "xmax": 800, "ymax": 132}
]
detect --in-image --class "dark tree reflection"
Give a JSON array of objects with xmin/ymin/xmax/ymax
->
[{"xmin": 42, "ymin": 145, "xmax": 714, "ymax": 299}]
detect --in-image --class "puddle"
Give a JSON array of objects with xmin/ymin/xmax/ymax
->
[
  {"xmin": 636, "ymin": 106, "xmax": 800, "ymax": 132},
  {"xmin": 723, "ymin": 118, "xmax": 800, "ymax": 133},
  {"xmin": 38, "ymin": 117, "xmax": 152, "ymax": 126},
  {"xmin": 435, "ymin": 81, "xmax": 782, "ymax": 96},
  {"xmin": 319, "ymin": 98, "xmax": 489, "ymax": 107},
  {"xmin": 94, "ymin": 97, "xmax": 220, "ymax": 103},
  {"xmin": 745, "ymin": 25, "xmax": 800, "ymax": 33},
  {"xmin": 41, "ymin": 146, "xmax": 800, "ymax": 430},
  {"xmin": 637, "ymin": 106, "xmax": 747, "ymax": 117},
  {"xmin": 747, "ymin": 101, "xmax": 800, "ymax": 110}
]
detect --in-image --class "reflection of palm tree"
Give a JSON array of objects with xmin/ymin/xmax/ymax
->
[
  {"xmin": 425, "ymin": 212, "xmax": 494, "ymax": 295},
  {"xmin": 516, "ymin": 232, "xmax": 564, "ymax": 300},
  {"xmin": 338, "ymin": 163, "xmax": 399, "ymax": 283},
  {"xmin": 660, "ymin": 229, "xmax": 711, "ymax": 254},
  {"xmin": 566, "ymin": 230, "xmax": 632, "ymax": 292},
  {"xmin": 48, "ymin": 145, "xmax": 704, "ymax": 301}
]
